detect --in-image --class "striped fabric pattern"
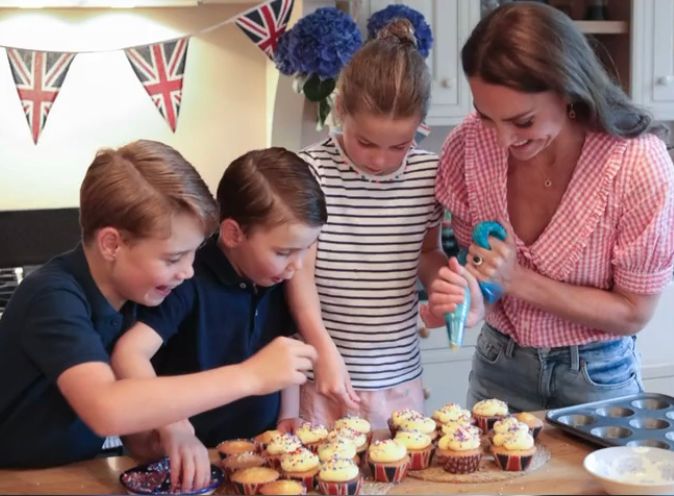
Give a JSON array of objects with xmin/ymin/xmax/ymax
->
[
  {"xmin": 300, "ymin": 137, "xmax": 442, "ymax": 390},
  {"xmin": 436, "ymin": 113, "xmax": 674, "ymax": 348}
]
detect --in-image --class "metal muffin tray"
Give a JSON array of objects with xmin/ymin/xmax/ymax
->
[{"xmin": 546, "ymin": 392, "xmax": 674, "ymax": 450}]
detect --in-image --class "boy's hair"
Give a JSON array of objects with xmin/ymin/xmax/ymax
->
[
  {"xmin": 337, "ymin": 18, "xmax": 431, "ymax": 120},
  {"xmin": 80, "ymin": 140, "xmax": 219, "ymax": 243},
  {"xmin": 462, "ymin": 2, "xmax": 659, "ymax": 139},
  {"xmin": 216, "ymin": 147, "xmax": 327, "ymax": 233}
]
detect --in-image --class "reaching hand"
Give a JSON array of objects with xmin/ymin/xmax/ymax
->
[
  {"xmin": 313, "ymin": 341, "xmax": 360, "ymax": 410},
  {"xmin": 157, "ymin": 420, "xmax": 210, "ymax": 493},
  {"xmin": 277, "ymin": 416, "xmax": 303, "ymax": 434},
  {"xmin": 241, "ymin": 337, "xmax": 317, "ymax": 396}
]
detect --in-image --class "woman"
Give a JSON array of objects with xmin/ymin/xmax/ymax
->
[{"xmin": 426, "ymin": 2, "xmax": 674, "ymax": 411}]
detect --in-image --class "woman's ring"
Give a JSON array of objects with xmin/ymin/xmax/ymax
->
[{"xmin": 472, "ymin": 255, "xmax": 483, "ymax": 267}]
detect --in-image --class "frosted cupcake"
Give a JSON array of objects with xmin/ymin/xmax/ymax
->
[
  {"xmin": 491, "ymin": 429, "xmax": 537, "ymax": 471},
  {"xmin": 387, "ymin": 408, "xmax": 423, "ymax": 437},
  {"xmin": 436, "ymin": 425, "xmax": 482, "ymax": 474},
  {"xmin": 441, "ymin": 421, "xmax": 481, "ymax": 438},
  {"xmin": 221, "ymin": 451, "xmax": 267, "ymax": 480},
  {"xmin": 399, "ymin": 415, "xmax": 438, "ymax": 441},
  {"xmin": 264, "ymin": 433, "xmax": 303, "ymax": 470},
  {"xmin": 317, "ymin": 438, "xmax": 358, "ymax": 464},
  {"xmin": 366, "ymin": 439, "xmax": 409, "ymax": 484},
  {"xmin": 280, "ymin": 447, "xmax": 320, "ymax": 490},
  {"xmin": 513, "ymin": 412, "xmax": 544, "ymax": 440},
  {"xmin": 432, "ymin": 403, "xmax": 473, "ymax": 430},
  {"xmin": 472, "ymin": 398, "xmax": 508, "ymax": 432},
  {"xmin": 217, "ymin": 439, "xmax": 257, "ymax": 460},
  {"xmin": 490, "ymin": 416, "xmax": 530, "ymax": 445},
  {"xmin": 393, "ymin": 430, "xmax": 434, "ymax": 470},
  {"xmin": 229, "ymin": 466, "xmax": 280, "ymax": 495},
  {"xmin": 317, "ymin": 458, "xmax": 362, "ymax": 496},
  {"xmin": 327, "ymin": 427, "xmax": 368, "ymax": 455},
  {"xmin": 295, "ymin": 421, "xmax": 329, "ymax": 453},
  {"xmin": 334, "ymin": 415, "xmax": 372, "ymax": 445}
]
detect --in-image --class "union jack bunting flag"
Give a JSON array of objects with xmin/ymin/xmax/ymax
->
[
  {"xmin": 6, "ymin": 48, "xmax": 75, "ymax": 144},
  {"xmin": 125, "ymin": 37, "xmax": 189, "ymax": 132},
  {"xmin": 234, "ymin": 0, "xmax": 294, "ymax": 59}
]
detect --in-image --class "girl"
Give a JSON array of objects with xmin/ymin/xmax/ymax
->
[
  {"xmin": 111, "ymin": 147, "xmax": 326, "ymax": 491},
  {"xmin": 287, "ymin": 19, "xmax": 482, "ymax": 429},
  {"xmin": 427, "ymin": 2, "xmax": 674, "ymax": 411}
]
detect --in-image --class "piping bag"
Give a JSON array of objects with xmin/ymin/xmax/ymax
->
[{"xmin": 445, "ymin": 220, "xmax": 507, "ymax": 349}]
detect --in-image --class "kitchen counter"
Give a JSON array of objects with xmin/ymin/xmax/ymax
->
[{"xmin": 0, "ymin": 412, "xmax": 606, "ymax": 495}]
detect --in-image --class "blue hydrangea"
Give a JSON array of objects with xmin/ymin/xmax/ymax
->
[
  {"xmin": 273, "ymin": 7, "xmax": 362, "ymax": 80},
  {"xmin": 366, "ymin": 4, "xmax": 433, "ymax": 58}
]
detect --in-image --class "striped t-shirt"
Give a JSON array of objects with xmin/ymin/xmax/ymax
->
[{"xmin": 300, "ymin": 136, "xmax": 443, "ymax": 390}]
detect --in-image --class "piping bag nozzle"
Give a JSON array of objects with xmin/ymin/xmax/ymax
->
[{"xmin": 445, "ymin": 286, "xmax": 471, "ymax": 350}]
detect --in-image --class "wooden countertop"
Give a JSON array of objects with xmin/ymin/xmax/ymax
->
[{"xmin": 0, "ymin": 413, "xmax": 606, "ymax": 495}]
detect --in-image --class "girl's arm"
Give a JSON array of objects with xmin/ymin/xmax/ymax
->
[
  {"xmin": 285, "ymin": 243, "xmax": 360, "ymax": 410},
  {"xmin": 276, "ymin": 385, "xmax": 301, "ymax": 433}
]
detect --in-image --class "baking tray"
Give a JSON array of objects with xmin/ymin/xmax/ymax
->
[{"xmin": 546, "ymin": 392, "xmax": 674, "ymax": 450}]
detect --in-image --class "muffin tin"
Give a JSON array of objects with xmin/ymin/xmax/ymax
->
[{"xmin": 546, "ymin": 393, "xmax": 674, "ymax": 450}]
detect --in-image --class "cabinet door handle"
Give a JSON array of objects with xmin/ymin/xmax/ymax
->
[
  {"xmin": 440, "ymin": 78, "xmax": 454, "ymax": 89},
  {"xmin": 418, "ymin": 325, "xmax": 430, "ymax": 338},
  {"xmin": 657, "ymin": 75, "xmax": 674, "ymax": 86},
  {"xmin": 423, "ymin": 387, "xmax": 431, "ymax": 399}
]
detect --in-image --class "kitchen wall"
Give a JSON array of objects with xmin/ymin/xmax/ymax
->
[{"xmin": 0, "ymin": 3, "xmax": 295, "ymax": 211}]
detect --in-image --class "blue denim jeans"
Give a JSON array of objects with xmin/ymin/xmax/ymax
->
[{"xmin": 467, "ymin": 324, "xmax": 644, "ymax": 411}]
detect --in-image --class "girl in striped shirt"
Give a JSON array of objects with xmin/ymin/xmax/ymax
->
[
  {"xmin": 426, "ymin": 2, "xmax": 674, "ymax": 411},
  {"xmin": 286, "ymin": 19, "xmax": 483, "ymax": 429}
]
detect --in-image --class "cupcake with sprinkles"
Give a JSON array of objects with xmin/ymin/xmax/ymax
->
[
  {"xmin": 490, "ymin": 429, "xmax": 537, "ymax": 472},
  {"xmin": 334, "ymin": 415, "xmax": 372, "ymax": 445},
  {"xmin": 393, "ymin": 430, "xmax": 434, "ymax": 470},
  {"xmin": 317, "ymin": 457, "xmax": 362, "ymax": 496},
  {"xmin": 367, "ymin": 439, "xmax": 410, "ymax": 483},
  {"xmin": 441, "ymin": 421, "xmax": 481, "ymax": 438},
  {"xmin": 513, "ymin": 411, "xmax": 544, "ymax": 440},
  {"xmin": 471, "ymin": 398, "xmax": 508, "ymax": 432},
  {"xmin": 490, "ymin": 416, "xmax": 530, "ymax": 445},
  {"xmin": 295, "ymin": 421, "xmax": 329, "ymax": 453},
  {"xmin": 280, "ymin": 447, "xmax": 321, "ymax": 490},
  {"xmin": 432, "ymin": 403, "xmax": 473, "ymax": 430},
  {"xmin": 263, "ymin": 432, "xmax": 303, "ymax": 470},
  {"xmin": 317, "ymin": 438, "xmax": 359, "ymax": 464},
  {"xmin": 327, "ymin": 426, "xmax": 368, "ymax": 456},
  {"xmin": 387, "ymin": 408, "xmax": 423, "ymax": 437},
  {"xmin": 436, "ymin": 424, "xmax": 482, "ymax": 474},
  {"xmin": 398, "ymin": 415, "xmax": 438, "ymax": 441}
]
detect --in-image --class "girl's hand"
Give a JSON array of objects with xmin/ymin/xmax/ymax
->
[
  {"xmin": 157, "ymin": 420, "xmax": 210, "ymax": 493},
  {"xmin": 421, "ymin": 257, "xmax": 484, "ymax": 327},
  {"xmin": 313, "ymin": 342, "xmax": 360, "ymax": 410},
  {"xmin": 466, "ymin": 222, "xmax": 519, "ymax": 294},
  {"xmin": 277, "ymin": 417, "xmax": 302, "ymax": 434}
]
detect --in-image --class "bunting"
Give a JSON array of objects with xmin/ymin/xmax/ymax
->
[
  {"xmin": 6, "ymin": 48, "xmax": 75, "ymax": 144},
  {"xmin": 124, "ymin": 37, "xmax": 189, "ymax": 132},
  {"xmin": 234, "ymin": 0, "xmax": 294, "ymax": 59}
]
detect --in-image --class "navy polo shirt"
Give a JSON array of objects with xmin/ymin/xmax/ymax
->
[
  {"xmin": 138, "ymin": 235, "xmax": 294, "ymax": 448},
  {"xmin": 0, "ymin": 245, "xmax": 136, "ymax": 467}
]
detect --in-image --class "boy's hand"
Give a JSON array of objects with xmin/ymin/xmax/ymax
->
[
  {"xmin": 158, "ymin": 420, "xmax": 211, "ymax": 493},
  {"xmin": 241, "ymin": 337, "xmax": 317, "ymax": 395},
  {"xmin": 313, "ymin": 342, "xmax": 360, "ymax": 410},
  {"xmin": 277, "ymin": 417, "xmax": 302, "ymax": 433},
  {"xmin": 421, "ymin": 257, "xmax": 485, "ymax": 328}
]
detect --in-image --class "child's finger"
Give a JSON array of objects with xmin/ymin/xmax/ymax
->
[
  {"xmin": 180, "ymin": 452, "xmax": 196, "ymax": 492},
  {"xmin": 169, "ymin": 453, "xmax": 182, "ymax": 491},
  {"xmin": 195, "ymin": 449, "xmax": 211, "ymax": 489}
]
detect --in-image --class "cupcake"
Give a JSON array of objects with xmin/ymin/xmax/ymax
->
[
  {"xmin": 229, "ymin": 466, "xmax": 280, "ymax": 495},
  {"xmin": 441, "ymin": 421, "xmax": 480, "ymax": 438},
  {"xmin": 366, "ymin": 439, "xmax": 409, "ymax": 483},
  {"xmin": 317, "ymin": 438, "xmax": 358, "ymax": 464},
  {"xmin": 436, "ymin": 425, "xmax": 482, "ymax": 474},
  {"xmin": 513, "ymin": 412, "xmax": 544, "ymax": 440},
  {"xmin": 317, "ymin": 458, "xmax": 362, "ymax": 496},
  {"xmin": 432, "ymin": 403, "xmax": 473, "ymax": 430},
  {"xmin": 327, "ymin": 427, "xmax": 368, "ymax": 456},
  {"xmin": 393, "ymin": 430, "xmax": 434, "ymax": 470},
  {"xmin": 398, "ymin": 415, "xmax": 438, "ymax": 441},
  {"xmin": 217, "ymin": 439, "xmax": 257, "ymax": 460},
  {"xmin": 259, "ymin": 479, "xmax": 307, "ymax": 495},
  {"xmin": 221, "ymin": 451, "xmax": 267, "ymax": 480},
  {"xmin": 472, "ymin": 398, "xmax": 508, "ymax": 432},
  {"xmin": 388, "ymin": 408, "xmax": 423, "ymax": 437},
  {"xmin": 295, "ymin": 421, "xmax": 329, "ymax": 453},
  {"xmin": 254, "ymin": 429, "xmax": 281, "ymax": 452},
  {"xmin": 490, "ymin": 416, "xmax": 530, "ymax": 445},
  {"xmin": 490, "ymin": 429, "xmax": 537, "ymax": 471},
  {"xmin": 334, "ymin": 415, "xmax": 372, "ymax": 445},
  {"xmin": 264, "ymin": 432, "xmax": 303, "ymax": 469},
  {"xmin": 280, "ymin": 447, "xmax": 321, "ymax": 490}
]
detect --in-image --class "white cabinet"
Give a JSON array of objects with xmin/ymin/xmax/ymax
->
[
  {"xmin": 631, "ymin": 0, "xmax": 674, "ymax": 120},
  {"xmin": 347, "ymin": 0, "xmax": 481, "ymax": 126}
]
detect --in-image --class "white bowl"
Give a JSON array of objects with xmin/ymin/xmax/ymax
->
[{"xmin": 583, "ymin": 446, "xmax": 674, "ymax": 495}]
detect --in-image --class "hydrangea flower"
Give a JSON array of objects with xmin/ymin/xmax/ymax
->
[{"xmin": 366, "ymin": 4, "xmax": 433, "ymax": 58}]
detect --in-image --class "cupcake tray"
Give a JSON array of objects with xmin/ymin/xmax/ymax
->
[{"xmin": 545, "ymin": 392, "xmax": 674, "ymax": 450}]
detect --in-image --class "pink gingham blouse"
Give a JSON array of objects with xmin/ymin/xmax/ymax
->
[{"xmin": 436, "ymin": 113, "xmax": 674, "ymax": 347}]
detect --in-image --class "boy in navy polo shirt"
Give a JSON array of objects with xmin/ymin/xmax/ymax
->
[
  {"xmin": 0, "ymin": 141, "xmax": 317, "ymax": 475},
  {"xmin": 112, "ymin": 147, "xmax": 328, "ymax": 490}
]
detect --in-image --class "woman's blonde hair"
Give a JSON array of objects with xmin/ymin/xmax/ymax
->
[
  {"xmin": 80, "ymin": 140, "xmax": 219, "ymax": 243},
  {"xmin": 337, "ymin": 18, "xmax": 431, "ymax": 120}
]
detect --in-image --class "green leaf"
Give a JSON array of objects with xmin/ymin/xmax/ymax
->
[{"xmin": 303, "ymin": 74, "xmax": 336, "ymax": 102}]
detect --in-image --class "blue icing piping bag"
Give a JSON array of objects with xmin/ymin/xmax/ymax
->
[{"xmin": 445, "ymin": 220, "xmax": 507, "ymax": 349}]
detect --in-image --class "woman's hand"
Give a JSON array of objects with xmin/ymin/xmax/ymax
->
[{"xmin": 466, "ymin": 223, "xmax": 520, "ymax": 294}]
